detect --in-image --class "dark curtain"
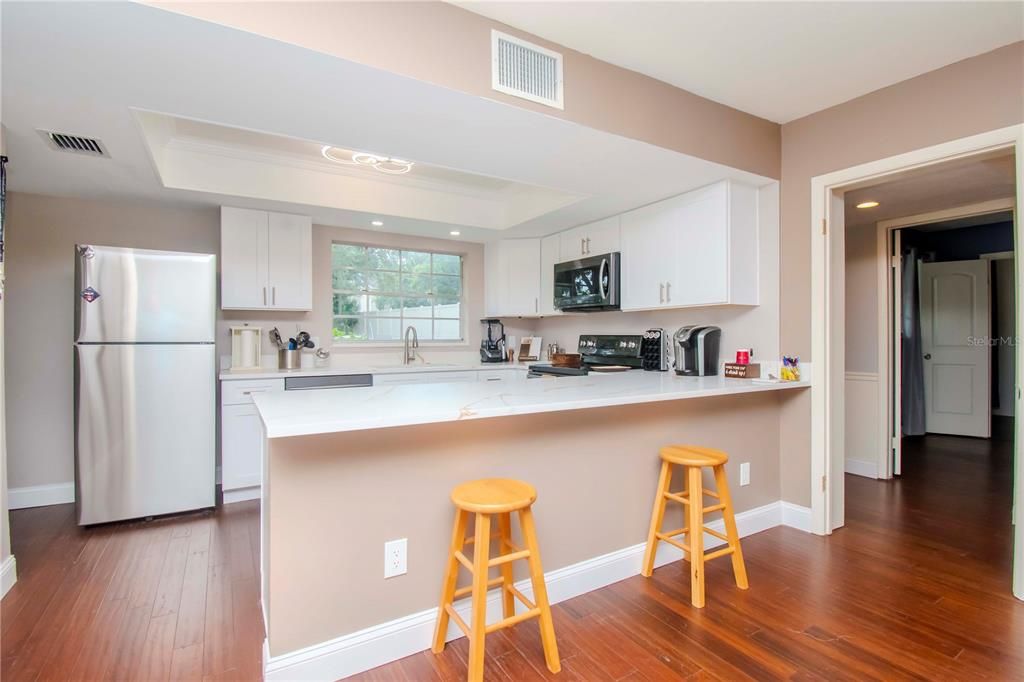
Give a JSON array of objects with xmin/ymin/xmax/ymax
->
[{"xmin": 901, "ymin": 247, "xmax": 926, "ymax": 436}]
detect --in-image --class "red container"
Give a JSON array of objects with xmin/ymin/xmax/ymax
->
[{"xmin": 735, "ymin": 349, "xmax": 751, "ymax": 365}]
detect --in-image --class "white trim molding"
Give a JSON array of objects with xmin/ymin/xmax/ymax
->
[
  {"xmin": 223, "ymin": 486, "xmax": 261, "ymax": 505},
  {"xmin": 263, "ymin": 500, "xmax": 812, "ymax": 681},
  {"xmin": 0, "ymin": 555, "xmax": 17, "ymax": 599},
  {"xmin": 8, "ymin": 482, "xmax": 75, "ymax": 509},
  {"xmin": 810, "ymin": 124, "xmax": 1023, "ymax": 539}
]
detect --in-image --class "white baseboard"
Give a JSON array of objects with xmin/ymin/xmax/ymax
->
[
  {"xmin": 845, "ymin": 458, "xmax": 879, "ymax": 479},
  {"xmin": 8, "ymin": 482, "xmax": 75, "ymax": 509},
  {"xmin": 780, "ymin": 501, "xmax": 812, "ymax": 532},
  {"xmin": 1, "ymin": 555, "xmax": 17, "ymax": 599},
  {"xmin": 264, "ymin": 500, "xmax": 809, "ymax": 681},
  {"xmin": 223, "ymin": 486, "xmax": 261, "ymax": 505}
]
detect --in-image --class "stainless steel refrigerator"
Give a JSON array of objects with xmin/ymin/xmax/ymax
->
[{"xmin": 74, "ymin": 244, "xmax": 216, "ymax": 525}]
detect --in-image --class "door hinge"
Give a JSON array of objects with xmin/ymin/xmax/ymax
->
[
  {"xmin": 891, "ymin": 436, "xmax": 899, "ymax": 450},
  {"xmin": 821, "ymin": 218, "xmax": 827, "ymax": 235},
  {"xmin": 821, "ymin": 475, "xmax": 827, "ymax": 492},
  {"xmin": 891, "ymin": 255, "xmax": 900, "ymax": 269}
]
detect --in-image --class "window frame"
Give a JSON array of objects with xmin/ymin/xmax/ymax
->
[{"xmin": 330, "ymin": 241, "xmax": 466, "ymax": 347}]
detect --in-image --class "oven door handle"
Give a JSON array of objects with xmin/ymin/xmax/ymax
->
[{"xmin": 599, "ymin": 257, "xmax": 608, "ymax": 300}]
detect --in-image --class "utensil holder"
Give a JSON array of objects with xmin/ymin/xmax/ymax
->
[{"xmin": 278, "ymin": 349, "xmax": 301, "ymax": 370}]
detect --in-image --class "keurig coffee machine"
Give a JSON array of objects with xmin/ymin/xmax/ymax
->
[{"xmin": 673, "ymin": 325, "xmax": 722, "ymax": 376}]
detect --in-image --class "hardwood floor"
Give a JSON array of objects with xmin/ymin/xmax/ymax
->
[
  {"xmin": 2, "ymin": 429, "xmax": 1020, "ymax": 680},
  {"xmin": 1, "ymin": 501, "xmax": 263, "ymax": 681}
]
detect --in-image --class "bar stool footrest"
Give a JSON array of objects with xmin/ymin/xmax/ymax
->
[
  {"xmin": 444, "ymin": 604, "xmax": 470, "ymax": 637},
  {"xmin": 454, "ymin": 576, "xmax": 503, "ymax": 599},
  {"xmin": 507, "ymin": 584, "xmax": 537, "ymax": 611},
  {"xmin": 485, "ymin": 607, "xmax": 542, "ymax": 634},
  {"xmin": 703, "ymin": 546, "xmax": 736, "ymax": 561},
  {"xmin": 703, "ymin": 526, "xmax": 729, "ymax": 542}
]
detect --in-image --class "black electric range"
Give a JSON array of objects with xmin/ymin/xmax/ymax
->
[{"xmin": 528, "ymin": 334, "xmax": 657, "ymax": 378}]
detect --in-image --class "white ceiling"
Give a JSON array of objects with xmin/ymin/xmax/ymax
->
[
  {"xmin": 844, "ymin": 153, "xmax": 1017, "ymax": 227},
  {"xmin": 1, "ymin": 1, "xmax": 773, "ymax": 243},
  {"xmin": 454, "ymin": 1, "xmax": 1024, "ymax": 123}
]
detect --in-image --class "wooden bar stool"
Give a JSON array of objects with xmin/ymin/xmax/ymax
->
[
  {"xmin": 640, "ymin": 445, "xmax": 748, "ymax": 608},
  {"xmin": 432, "ymin": 478, "xmax": 560, "ymax": 681}
]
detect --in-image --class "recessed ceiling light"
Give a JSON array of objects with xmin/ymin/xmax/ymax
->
[
  {"xmin": 856, "ymin": 201, "xmax": 880, "ymax": 209},
  {"xmin": 449, "ymin": 230, "xmax": 461, "ymax": 236},
  {"xmin": 371, "ymin": 220, "xmax": 384, "ymax": 227}
]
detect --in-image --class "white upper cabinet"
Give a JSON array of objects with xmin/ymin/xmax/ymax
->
[
  {"xmin": 221, "ymin": 207, "xmax": 313, "ymax": 310},
  {"xmin": 620, "ymin": 180, "xmax": 758, "ymax": 311},
  {"xmin": 559, "ymin": 216, "xmax": 620, "ymax": 261},
  {"xmin": 538, "ymin": 234, "xmax": 562, "ymax": 316},
  {"xmin": 484, "ymin": 238, "xmax": 541, "ymax": 317}
]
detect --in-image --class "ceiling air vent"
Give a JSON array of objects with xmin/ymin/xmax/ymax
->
[
  {"xmin": 40, "ymin": 130, "xmax": 108, "ymax": 157},
  {"xmin": 491, "ymin": 30, "xmax": 564, "ymax": 110}
]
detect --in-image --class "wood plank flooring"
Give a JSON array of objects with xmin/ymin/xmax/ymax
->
[
  {"xmin": 1, "ymin": 501, "xmax": 263, "ymax": 681},
  {"xmin": 2, "ymin": 427, "xmax": 1021, "ymax": 680}
]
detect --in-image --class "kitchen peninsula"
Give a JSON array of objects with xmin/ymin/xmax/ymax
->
[{"xmin": 253, "ymin": 370, "xmax": 809, "ymax": 680}]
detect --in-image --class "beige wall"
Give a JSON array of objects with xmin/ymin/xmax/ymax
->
[
  {"xmin": 3, "ymin": 192, "xmax": 500, "ymax": 492},
  {"xmin": 151, "ymin": 1, "xmax": 780, "ymax": 180},
  {"xmin": 845, "ymin": 223, "xmax": 879, "ymax": 373},
  {"xmin": 265, "ymin": 391, "xmax": 788, "ymax": 655},
  {"xmin": 779, "ymin": 41, "xmax": 1024, "ymax": 504}
]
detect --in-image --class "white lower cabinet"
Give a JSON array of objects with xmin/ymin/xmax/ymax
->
[{"xmin": 220, "ymin": 378, "xmax": 283, "ymax": 504}]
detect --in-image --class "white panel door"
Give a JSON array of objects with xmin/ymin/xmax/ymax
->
[
  {"xmin": 267, "ymin": 212, "xmax": 313, "ymax": 310},
  {"xmin": 920, "ymin": 259, "xmax": 991, "ymax": 438},
  {"xmin": 220, "ymin": 207, "xmax": 269, "ymax": 309}
]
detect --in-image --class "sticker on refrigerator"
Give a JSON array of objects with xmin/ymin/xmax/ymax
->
[{"xmin": 80, "ymin": 286, "xmax": 101, "ymax": 303}]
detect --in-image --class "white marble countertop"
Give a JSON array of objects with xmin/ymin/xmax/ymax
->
[
  {"xmin": 253, "ymin": 370, "xmax": 810, "ymax": 438},
  {"xmin": 219, "ymin": 361, "xmax": 528, "ymax": 381}
]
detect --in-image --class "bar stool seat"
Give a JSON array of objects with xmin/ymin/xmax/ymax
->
[
  {"xmin": 433, "ymin": 478, "xmax": 559, "ymax": 681},
  {"xmin": 450, "ymin": 478, "xmax": 537, "ymax": 513},
  {"xmin": 641, "ymin": 445, "xmax": 748, "ymax": 608}
]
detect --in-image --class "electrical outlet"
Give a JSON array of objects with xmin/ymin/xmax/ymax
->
[
  {"xmin": 739, "ymin": 462, "xmax": 750, "ymax": 486},
  {"xmin": 384, "ymin": 538, "xmax": 407, "ymax": 578}
]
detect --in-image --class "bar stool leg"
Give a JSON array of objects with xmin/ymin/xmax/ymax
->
[
  {"xmin": 641, "ymin": 460, "xmax": 672, "ymax": 577},
  {"xmin": 714, "ymin": 464, "xmax": 749, "ymax": 590},
  {"xmin": 467, "ymin": 513, "xmax": 492, "ymax": 682},
  {"xmin": 687, "ymin": 466, "xmax": 705, "ymax": 608},
  {"xmin": 519, "ymin": 506, "xmax": 561, "ymax": 673},
  {"xmin": 432, "ymin": 509, "xmax": 468, "ymax": 653},
  {"xmin": 497, "ymin": 512, "xmax": 516, "ymax": 618}
]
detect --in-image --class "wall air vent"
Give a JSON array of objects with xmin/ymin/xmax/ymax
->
[
  {"xmin": 491, "ymin": 30, "xmax": 564, "ymax": 110},
  {"xmin": 40, "ymin": 130, "xmax": 108, "ymax": 157}
]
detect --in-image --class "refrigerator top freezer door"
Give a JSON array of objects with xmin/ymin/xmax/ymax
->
[{"xmin": 75, "ymin": 244, "xmax": 216, "ymax": 343}]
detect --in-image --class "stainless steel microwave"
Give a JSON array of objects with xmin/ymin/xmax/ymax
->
[{"xmin": 553, "ymin": 252, "xmax": 620, "ymax": 311}]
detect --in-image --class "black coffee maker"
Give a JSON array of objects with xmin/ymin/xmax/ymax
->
[
  {"xmin": 480, "ymin": 319, "xmax": 506, "ymax": 363},
  {"xmin": 673, "ymin": 325, "xmax": 722, "ymax": 376}
]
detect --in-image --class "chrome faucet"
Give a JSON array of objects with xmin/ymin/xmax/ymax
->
[{"xmin": 403, "ymin": 325, "xmax": 419, "ymax": 365}]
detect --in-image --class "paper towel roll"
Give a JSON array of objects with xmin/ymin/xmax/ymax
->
[{"xmin": 240, "ymin": 328, "xmax": 257, "ymax": 368}]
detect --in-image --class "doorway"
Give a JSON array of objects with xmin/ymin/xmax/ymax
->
[
  {"xmin": 876, "ymin": 204, "xmax": 1016, "ymax": 478},
  {"xmin": 808, "ymin": 124, "xmax": 1024, "ymax": 600}
]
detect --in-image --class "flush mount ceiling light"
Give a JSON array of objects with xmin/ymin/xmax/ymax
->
[
  {"xmin": 449, "ymin": 230, "xmax": 461, "ymax": 236},
  {"xmin": 321, "ymin": 145, "xmax": 414, "ymax": 175},
  {"xmin": 856, "ymin": 201, "xmax": 880, "ymax": 209},
  {"xmin": 371, "ymin": 220, "xmax": 384, "ymax": 227}
]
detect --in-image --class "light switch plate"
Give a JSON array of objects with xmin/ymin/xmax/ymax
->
[
  {"xmin": 739, "ymin": 462, "xmax": 750, "ymax": 486},
  {"xmin": 384, "ymin": 538, "xmax": 407, "ymax": 578}
]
